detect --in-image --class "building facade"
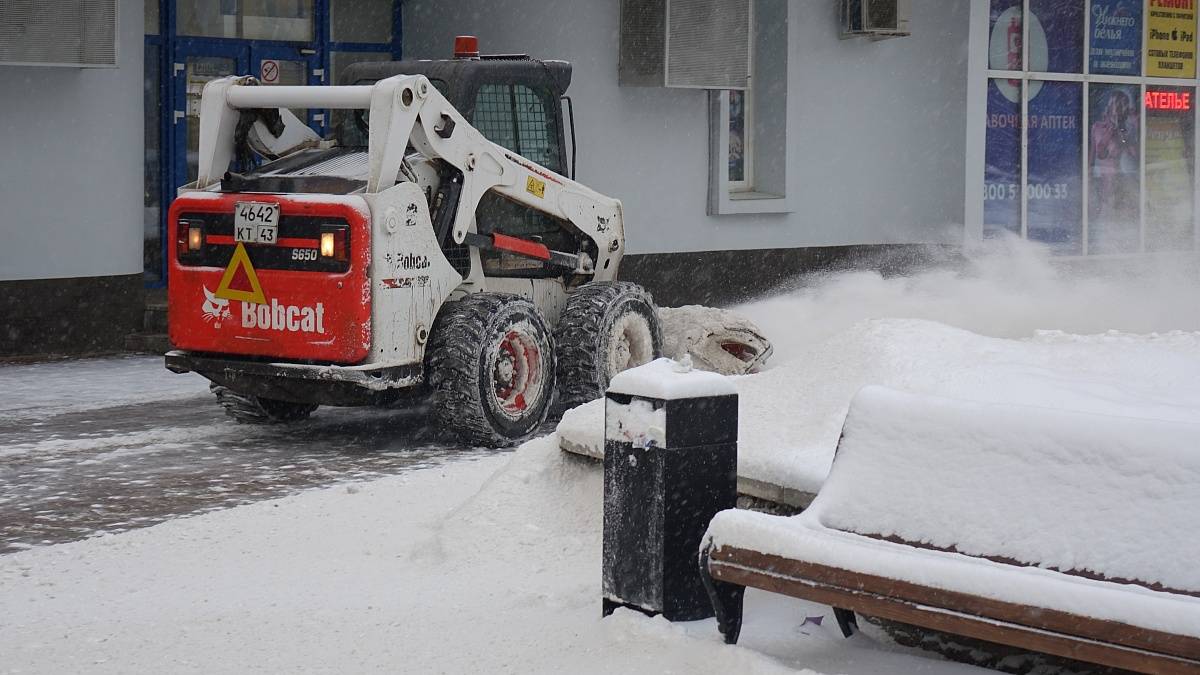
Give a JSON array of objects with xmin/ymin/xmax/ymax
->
[{"xmin": 11, "ymin": 2, "xmax": 1181, "ymax": 357}]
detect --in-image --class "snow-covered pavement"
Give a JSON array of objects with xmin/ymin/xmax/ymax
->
[
  {"xmin": 4, "ymin": 243, "xmax": 1198, "ymax": 672},
  {"xmin": 0, "ymin": 352, "xmax": 992, "ymax": 674},
  {"xmin": 0, "ymin": 356, "xmax": 490, "ymax": 553},
  {"xmin": 0, "ymin": 435, "xmax": 989, "ymax": 674}
]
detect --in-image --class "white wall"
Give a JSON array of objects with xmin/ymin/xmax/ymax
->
[
  {"xmin": 0, "ymin": 0, "xmax": 144, "ymax": 281},
  {"xmin": 403, "ymin": 0, "xmax": 970, "ymax": 255}
]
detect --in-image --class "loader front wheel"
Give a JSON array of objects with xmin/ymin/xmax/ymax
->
[
  {"xmin": 426, "ymin": 293, "xmax": 556, "ymax": 447},
  {"xmin": 210, "ymin": 383, "xmax": 318, "ymax": 424},
  {"xmin": 555, "ymin": 281, "xmax": 663, "ymax": 412}
]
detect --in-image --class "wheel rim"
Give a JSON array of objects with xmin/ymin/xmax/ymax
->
[
  {"xmin": 492, "ymin": 328, "xmax": 544, "ymax": 418},
  {"xmin": 606, "ymin": 312, "xmax": 654, "ymax": 379}
]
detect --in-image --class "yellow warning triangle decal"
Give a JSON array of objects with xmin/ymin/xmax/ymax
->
[{"xmin": 214, "ymin": 242, "xmax": 267, "ymax": 305}]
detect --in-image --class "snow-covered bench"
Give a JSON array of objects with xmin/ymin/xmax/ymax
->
[{"xmin": 701, "ymin": 386, "xmax": 1200, "ymax": 674}]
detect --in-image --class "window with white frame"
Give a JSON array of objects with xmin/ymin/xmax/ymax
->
[
  {"xmin": 984, "ymin": 0, "xmax": 1198, "ymax": 255},
  {"xmin": 708, "ymin": 0, "xmax": 790, "ymax": 215},
  {"xmin": 727, "ymin": 88, "xmax": 754, "ymax": 192}
]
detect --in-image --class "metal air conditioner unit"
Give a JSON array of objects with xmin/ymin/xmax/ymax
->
[
  {"xmin": 840, "ymin": 0, "xmax": 911, "ymax": 40},
  {"xmin": 619, "ymin": 0, "xmax": 751, "ymax": 90}
]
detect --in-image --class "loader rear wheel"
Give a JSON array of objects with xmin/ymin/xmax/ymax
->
[
  {"xmin": 426, "ymin": 293, "xmax": 556, "ymax": 447},
  {"xmin": 554, "ymin": 281, "xmax": 663, "ymax": 412},
  {"xmin": 210, "ymin": 383, "xmax": 318, "ymax": 424}
]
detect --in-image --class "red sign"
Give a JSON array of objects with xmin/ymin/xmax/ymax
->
[
  {"xmin": 1145, "ymin": 90, "xmax": 1192, "ymax": 111},
  {"xmin": 260, "ymin": 59, "xmax": 280, "ymax": 84}
]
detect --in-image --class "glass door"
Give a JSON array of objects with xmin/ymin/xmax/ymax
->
[
  {"xmin": 249, "ymin": 44, "xmax": 323, "ymax": 133},
  {"xmin": 171, "ymin": 41, "xmax": 248, "ymax": 192}
]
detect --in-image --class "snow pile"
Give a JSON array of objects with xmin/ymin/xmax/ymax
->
[
  {"xmin": 706, "ymin": 387, "xmax": 1200, "ymax": 639},
  {"xmin": 606, "ymin": 397, "xmax": 667, "ymax": 448},
  {"xmin": 560, "ymin": 319, "xmax": 1200, "ymax": 497},
  {"xmin": 824, "ymin": 386, "xmax": 1200, "ymax": 591},
  {"xmin": 559, "ymin": 234, "xmax": 1200, "ymax": 499},
  {"xmin": 607, "ymin": 357, "xmax": 736, "ymax": 400},
  {"xmin": 0, "ymin": 436, "xmax": 981, "ymax": 674},
  {"xmin": 740, "ymin": 237, "xmax": 1200, "ymax": 362}
]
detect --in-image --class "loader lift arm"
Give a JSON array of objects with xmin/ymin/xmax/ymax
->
[{"xmin": 192, "ymin": 74, "xmax": 623, "ymax": 276}]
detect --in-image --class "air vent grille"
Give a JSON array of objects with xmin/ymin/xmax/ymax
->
[
  {"xmin": 619, "ymin": 0, "xmax": 750, "ymax": 89},
  {"xmin": 0, "ymin": 0, "xmax": 118, "ymax": 67}
]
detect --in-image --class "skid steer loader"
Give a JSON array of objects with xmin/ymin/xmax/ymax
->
[{"xmin": 165, "ymin": 42, "xmax": 662, "ymax": 446}]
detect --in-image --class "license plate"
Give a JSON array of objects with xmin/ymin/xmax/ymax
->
[{"xmin": 234, "ymin": 202, "xmax": 280, "ymax": 245}]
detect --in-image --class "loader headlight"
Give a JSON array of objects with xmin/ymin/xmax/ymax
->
[
  {"xmin": 320, "ymin": 231, "xmax": 335, "ymax": 258},
  {"xmin": 188, "ymin": 226, "xmax": 203, "ymax": 251}
]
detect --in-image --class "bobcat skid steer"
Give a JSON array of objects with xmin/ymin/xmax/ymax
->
[{"xmin": 165, "ymin": 47, "xmax": 662, "ymax": 446}]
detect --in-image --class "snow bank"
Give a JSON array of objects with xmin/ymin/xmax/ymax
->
[
  {"xmin": 824, "ymin": 386, "xmax": 1200, "ymax": 591},
  {"xmin": 738, "ymin": 237, "xmax": 1200, "ymax": 365},
  {"xmin": 560, "ymin": 318, "xmax": 1200, "ymax": 498},
  {"xmin": 705, "ymin": 387, "xmax": 1200, "ymax": 639}
]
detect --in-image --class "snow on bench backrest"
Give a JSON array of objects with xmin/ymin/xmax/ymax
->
[{"xmin": 811, "ymin": 386, "xmax": 1200, "ymax": 594}]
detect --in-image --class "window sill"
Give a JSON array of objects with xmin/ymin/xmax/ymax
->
[
  {"xmin": 730, "ymin": 190, "xmax": 784, "ymax": 201},
  {"xmin": 711, "ymin": 189, "xmax": 792, "ymax": 215}
]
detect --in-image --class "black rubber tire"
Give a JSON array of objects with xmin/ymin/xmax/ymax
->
[
  {"xmin": 425, "ymin": 293, "xmax": 556, "ymax": 447},
  {"xmin": 210, "ymin": 383, "xmax": 318, "ymax": 424},
  {"xmin": 554, "ymin": 281, "xmax": 663, "ymax": 412}
]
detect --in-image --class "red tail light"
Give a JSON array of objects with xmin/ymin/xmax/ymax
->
[
  {"xmin": 321, "ymin": 224, "xmax": 349, "ymax": 263},
  {"xmin": 177, "ymin": 220, "xmax": 203, "ymax": 256}
]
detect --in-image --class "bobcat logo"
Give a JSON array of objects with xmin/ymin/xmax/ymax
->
[{"xmin": 201, "ymin": 286, "xmax": 232, "ymax": 326}]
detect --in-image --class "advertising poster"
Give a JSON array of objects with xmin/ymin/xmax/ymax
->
[
  {"xmin": 1027, "ymin": 81, "xmax": 1083, "ymax": 253},
  {"xmin": 1146, "ymin": 0, "xmax": 1197, "ymax": 78},
  {"xmin": 1145, "ymin": 87, "xmax": 1196, "ymax": 251},
  {"xmin": 991, "ymin": 0, "xmax": 1085, "ymax": 74},
  {"xmin": 1088, "ymin": 84, "xmax": 1141, "ymax": 254},
  {"xmin": 1030, "ymin": 0, "xmax": 1085, "ymax": 73},
  {"xmin": 985, "ymin": 80, "xmax": 1022, "ymax": 238},
  {"xmin": 1090, "ymin": 0, "xmax": 1143, "ymax": 75},
  {"xmin": 989, "ymin": 0, "xmax": 1024, "ymax": 72}
]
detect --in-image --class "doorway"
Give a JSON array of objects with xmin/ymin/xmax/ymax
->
[{"xmin": 172, "ymin": 40, "xmax": 320, "ymax": 195}]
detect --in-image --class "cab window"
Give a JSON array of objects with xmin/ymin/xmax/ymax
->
[{"xmin": 472, "ymin": 83, "xmax": 562, "ymax": 173}]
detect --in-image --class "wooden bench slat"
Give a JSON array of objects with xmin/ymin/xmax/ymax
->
[{"xmin": 711, "ymin": 546, "xmax": 1200, "ymax": 671}]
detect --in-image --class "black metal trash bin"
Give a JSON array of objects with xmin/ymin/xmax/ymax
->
[{"xmin": 601, "ymin": 359, "xmax": 738, "ymax": 621}]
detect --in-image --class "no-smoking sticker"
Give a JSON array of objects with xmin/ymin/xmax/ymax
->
[{"xmin": 260, "ymin": 59, "xmax": 280, "ymax": 84}]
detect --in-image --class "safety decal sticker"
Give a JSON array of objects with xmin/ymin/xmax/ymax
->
[
  {"xmin": 526, "ymin": 175, "xmax": 546, "ymax": 199},
  {"xmin": 214, "ymin": 242, "xmax": 267, "ymax": 305},
  {"xmin": 382, "ymin": 275, "xmax": 430, "ymax": 289},
  {"xmin": 201, "ymin": 286, "xmax": 232, "ymax": 326}
]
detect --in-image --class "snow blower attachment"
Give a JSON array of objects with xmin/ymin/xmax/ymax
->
[
  {"xmin": 164, "ymin": 47, "xmax": 663, "ymax": 447},
  {"xmin": 659, "ymin": 306, "xmax": 772, "ymax": 375},
  {"xmin": 701, "ymin": 386, "xmax": 1200, "ymax": 673}
]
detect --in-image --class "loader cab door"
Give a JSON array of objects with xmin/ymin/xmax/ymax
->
[{"xmin": 467, "ymin": 81, "xmax": 566, "ymax": 177}]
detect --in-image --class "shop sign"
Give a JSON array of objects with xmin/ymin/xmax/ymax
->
[
  {"xmin": 1146, "ymin": 0, "xmax": 1197, "ymax": 78},
  {"xmin": 1090, "ymin": 0, "xmax": 1142, "ymax": 75}
]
